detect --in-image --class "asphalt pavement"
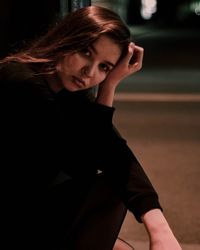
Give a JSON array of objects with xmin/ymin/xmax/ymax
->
[
  {"xmin": 113, "ymin": 25, "xmax": 200, "ymax": 250},
  {"xmin": 114, "ymin": 100, "xmax": 200, "ymax": 250}
]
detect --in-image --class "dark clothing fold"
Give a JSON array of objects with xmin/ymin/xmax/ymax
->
[{"xmin": 0, "ymin": 62, "xmax": 162, "ymax": 249}]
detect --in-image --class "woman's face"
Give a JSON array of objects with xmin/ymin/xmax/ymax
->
[{"xmin": 52, "ymin": 35, "xmax": 122, "ymax": 92}]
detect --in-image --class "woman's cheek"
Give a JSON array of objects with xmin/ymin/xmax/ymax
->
[
  {"xmin": 95, "ymin": 74, "xmax": 107, "ymax": 86},
  {"xmin": 100, "ymin": 72, "xmax": 108, "ymax": 83},
  {"xmin": 72, "ymin": 54, "xmax": 87, "ymax": 66}
]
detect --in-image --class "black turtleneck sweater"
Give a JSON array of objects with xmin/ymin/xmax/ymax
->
[{"xmin": 0, "ymin": 62, "xmax": 162, "ymax": 244}]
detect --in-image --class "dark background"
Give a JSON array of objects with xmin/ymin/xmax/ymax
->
[
  {"xmin": 1, "ymin": 0, "xmax": 199, "ymax": 58},
  {"xmin": 1, "ymin": 1, "xmax": 199, "ymax": 247}
]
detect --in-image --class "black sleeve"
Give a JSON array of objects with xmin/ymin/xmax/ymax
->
[
  {"xmin": 83, "ymin": 101, "xmax": 163, "ymax": 223},
  {"xmin": 0, "ymin": 65, "xmax": 69, "ymax": 248},
  {"xmin": 0, "ymin": 75, "xmax": 62, "ymax": 189},
  {"xmin": 110, "ymin": 126, "xmax": 162, "ymax": 222}
]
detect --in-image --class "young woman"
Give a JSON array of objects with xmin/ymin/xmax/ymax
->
[{"xmin": 0, "ymin": 5, "xmax": 182, "ymax": 250}]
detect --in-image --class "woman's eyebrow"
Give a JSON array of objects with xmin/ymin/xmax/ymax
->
[
  {"xmin": 90, "ymin": 44, "xmax": 98, "ymax": 55},
  {"xmin": 103, "ymin": 60, "xmax": 115, "ymax": 68},
  {"xmin": 90, "ymin": 44, "xmax": 115, "ymax": 67}
]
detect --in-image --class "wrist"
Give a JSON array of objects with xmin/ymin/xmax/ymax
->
[
  {"xmin": 96, "ymin": 82, "xmax": 116, "ymax": 107},
  {"xmin": 142, "ymin": 209, "xmax": 182, "ymax": 249},
  {"xmin": 142, "ymin": 209, "xmax": 173, "ymax": 240},
  {"xmin": 98, "ymin": 79, "xmax": 117, "ymax": 92}
]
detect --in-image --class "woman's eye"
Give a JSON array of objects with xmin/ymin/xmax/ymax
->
[
  {"xmin": 99, "ymin": 64, "xmax": 110, "ymax": 73},
  {"xmin": 81, "ymin": 48, "xmax": 91, "ymax": 57}
]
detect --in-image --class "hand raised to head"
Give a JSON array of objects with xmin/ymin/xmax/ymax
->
[{"xmin": 102, "ymin": 42, "xmax": 144, "ymax": 88}]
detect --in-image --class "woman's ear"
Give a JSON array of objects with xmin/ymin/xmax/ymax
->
[
  {"xmin": 55, "ymin": 54, "xmax": 66, "ymax": 72},
  {"xmin": 55, "ymin": 63, "xmax": 60, "ymax": 72}
]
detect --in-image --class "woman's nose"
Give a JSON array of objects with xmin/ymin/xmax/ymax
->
[{"xmin": 82, "ymin": 64, "xmax": 95, "ymax": 78}]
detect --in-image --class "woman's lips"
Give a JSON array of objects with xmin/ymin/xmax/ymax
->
[{"xmin": 72, "ymin": 76, "xmax": 86, "ymax": 87}]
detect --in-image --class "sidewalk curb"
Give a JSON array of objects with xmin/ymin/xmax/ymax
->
[{"xmin": 114, "ymin": 93, "xmax": 200, "ymax": 102}]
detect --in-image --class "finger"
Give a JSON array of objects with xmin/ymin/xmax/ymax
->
[
  {"xmin": 129, "ymin": 45, "xmax": 144, "ymax": 71},
  {"xmin": 128, "ymin": 42, "xmax": 135, "ymax": 53},
  {"xmin": 127, "ymin": 42, "xmax": 135, "ymax": 62},
  {"xmin": 119, "ymin": 42, "xmax": 135, "ymax": 66},
  {"xmin": 135, "ymin": 45, "xmax": 144, "ymax": 66}
]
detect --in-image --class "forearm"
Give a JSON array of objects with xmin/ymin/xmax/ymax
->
[
  {"xmin": 142, "ymin": 209, "xmax": 171, "ymax": 240},
  {"xmin": 95, "ymin": 43, "xmax": 143, "ymax": 107},
  {"xmin": 141, "ymin": 209, "xmax": 182, "ymax": 249},
  {"xmin": 95, "ymin": 83, "xmax": 117, "ymax": 107}
]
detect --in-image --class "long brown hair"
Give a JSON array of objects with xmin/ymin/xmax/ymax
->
[{"xmin": 1, "ymin": 5, "xmax": 131, "ymax": 74}]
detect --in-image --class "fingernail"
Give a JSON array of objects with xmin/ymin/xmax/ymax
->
[{"xmin": 129, "ymin": 43, "xmax": 134, "ymax": 52}]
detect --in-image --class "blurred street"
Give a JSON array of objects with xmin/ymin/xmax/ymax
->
[
  {"xmin": 113, "ymin": 25, "xmax": 200, "ymax": 250},
  {"xmin": 1, "ymin": 1, "xmax": 199, "ymax": 249}
]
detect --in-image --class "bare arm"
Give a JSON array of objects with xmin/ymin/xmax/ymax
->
[
  {"xmin": 96, "ymin": 43, "xmax": 144, "ymax": 107},
  {"xmin": 95, "ymin": 43, "xmax": 182, "ymax": 249},
  {"xmin": 142, "ymin": 209, "xmax": 182, "ymax": 250}
]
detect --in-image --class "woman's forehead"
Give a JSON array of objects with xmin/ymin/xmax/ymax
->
[{"xmin": 91, "ymin": 35, "xmax": 122, "ymax": 64}]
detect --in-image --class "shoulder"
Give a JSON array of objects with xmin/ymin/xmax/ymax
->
[
  {"xmin": 0, "ymin": 61, "xmax": 35, "ymax": 83},
  {"xmin": 0, "ymin": 62, "xmax": 54, "ymax": 102}
]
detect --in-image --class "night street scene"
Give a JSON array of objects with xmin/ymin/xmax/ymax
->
[{"xmin": 1, "ymin": 1, "xmax": 200, "ymax": 249}]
